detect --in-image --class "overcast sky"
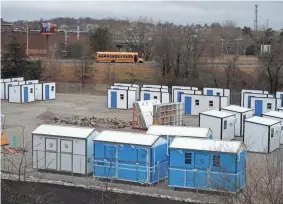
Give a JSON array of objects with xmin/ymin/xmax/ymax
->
[{"xmin": 1, "ymin": 1, "xmax": 283, "ymax": 29}]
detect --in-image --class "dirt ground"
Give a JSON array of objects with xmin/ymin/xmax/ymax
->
[{"xmin": 1, "ymin": 93, "xmax": 282, "ymax": 204}]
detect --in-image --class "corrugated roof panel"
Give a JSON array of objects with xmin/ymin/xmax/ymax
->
[
  {"xmin": 246, "ymin": 116, "xmax": 280, "ymax": 126},
  {"xmin": 147, "ymin": 125, "xmax": 210, "ymax": 138},
  {"xmin": 201, "ymin": 110, "xmax": 235, "ymax": 118},
  {"xmin": 222, "ymin": 105, "xmax": 252, "ymax": 113},
  {"xmin": 263, "ymin": 111, "xmax": 283, "ymax": 119},
  {"xmin": 169, "ymin": 137, "xmax": 244, "ymax": 153},
  {"xmin": 94, "ymin": 130, "xmax": 159, "ymax": 146},
  {"xmin": 32, "ymin": 124, "xmax": 95, "ymax": 139}
]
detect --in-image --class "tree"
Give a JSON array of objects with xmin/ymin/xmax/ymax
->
[
  {"xmin": 89, "ymin": 27, "xmax": 112, "ymax": 53},
  {"xmin": 66, "ymin": 43, "xmax": 83, "ymax": 59},
  {"xmin": 1, "ymin": 38, "xmax": 28, "ymax": 78},
  {"xmin": 75, "ymin": 56, "xmax": 93, "ymax": 88},
  {"xmin": 1, "ymin": 38, "xmax": 43, "ymax": 79},
  {"xmin": 258, "ymin": 31, "xmax": 283, "ymax": 93}
]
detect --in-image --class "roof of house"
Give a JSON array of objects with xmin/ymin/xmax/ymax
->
[
  {"xmin": 222, "ymin": 105, "xmax": 253, "ymax": 113},
  {"xmin": 245, "ymin": 116, "xmax": 280, "ymax": 126},
  {"xmin": 169, "ymin": 137, "xmax": 244, "ymax": 153},
  {"xmin": 146, "ymin": 125, "xmax": 210, "ymax": 138},
  {"xmin": 93, "ymin": 130, "xmax": 159, "ymax": 146},
  {"xmin": 200, "ymin": 110, "xmax": 235, "ymax": 118},
  {"xmin": 32, "ymin": 124, "xmax": 95, "ymax": 139},
  {"xmin": 262, "ymin": 111, "xmax": 283, "ymax": 119}
]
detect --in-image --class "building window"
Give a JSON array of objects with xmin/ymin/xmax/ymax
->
[
  {"xmin": 184, "ymin": 152, "xmax": 192, "ymax": 164},
  {"xmin": 267, "ymin": 103, "xmax": 272, "ymax": 109},
  {"xmin": 195, "ymin": 100, "xmax": 199, "ymax": 106},
  {"xmin": 216, "ymin": 92, "xmax": 220, "ymax": 96},
  {"xmin": 271, "ymin": 128, "xmax": 274, "ymax": 138},
  {"xmin": 224, "ymin": 120, "xmax": 227, "ymax": 129},
  {"xmin": 213, "ymin": 155, "xmax": 220, "ymax": 167},
  {"xmin": 51, "ymin": 86, "xmax": 54, "ymax": 91},
  {"xmin": 154, "ymin": 96, "xmax": 158, "ymax": 99},
  {"xmin": 30, "ymin": 88, "xmax": 33, "ymax": 93},
  {"xmin": 120, "ymin": 94, "xmax": 124, "ymax": 100},
  {"xmin": 209, "ymin": 100, "xmax": 213, "ymax": 107}
]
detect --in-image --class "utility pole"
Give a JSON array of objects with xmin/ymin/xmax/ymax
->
[{"xmin": 254, "ymin": 4, "xmax": 258, "ymax": 31}]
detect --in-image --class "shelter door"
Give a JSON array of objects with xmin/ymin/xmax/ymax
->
[
  {"xmin": 111, "ymin": 91, "xmax": 117, "ymax": 108},
  {"xmin": 144, "ymin": 93, "xmax": 150, "ymax": 100},
  {"xmin": 194, "ymin": 153, "xmax": 209, "ymax": 189},
  {"xmin": 255, "ymin": 100, "xmax": 263, "ymax": 116},
  {"xmin": 60, "ymin": 140, "xmax": 73, "ymax": 172},
  {"xmin": 45, "ymin": 84, "xmax": 50, "ymax": 100},
  {"xmin": 207, "ymin": 90, "xmax": 213, "ymax": 96},
  {"xmin": 177, "ymin": 91, "xmax": 184, "ymax": 102},
  {"xmin": 137, "ymin": 148, "xmax": 148, "ymax": 182},
  {"xmin": 45, "ymin": 138, "xmax": 57, "ymax": 170},
  {"xmin": 105, "ymin": 145, "xmax": 117, "ymax": 178},
  {"xmin": 184, "ymin": 96, "xmax": 192, "ymax": 114},
  {"xmin": 24, "ymin": 87, "xmax": 28, "ymax": 102}
]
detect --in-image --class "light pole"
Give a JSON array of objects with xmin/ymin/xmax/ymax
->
[{"xmin": 25, "ymin": 22, "xmax": 29, "ymax": 57}]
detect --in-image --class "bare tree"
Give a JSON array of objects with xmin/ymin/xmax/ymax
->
[
  {"xmin": 75, "ymin": 56, "xmax": 93, "ymax": 88},
  {"xmin": 258, "ymin": 30, "xmax": 283, "ymax": 93}
]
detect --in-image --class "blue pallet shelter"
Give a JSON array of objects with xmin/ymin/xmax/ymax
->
[
  {"xmin": 168, "ymin": 138, "xmax": 246, "ymax": 193},
  {"xmin": 93, "ymin": 130, "xmax": 168, "ymax": 184},
  {"xmin": 146, "ymin": 125, "xmax": 213, "ymax": 155}
]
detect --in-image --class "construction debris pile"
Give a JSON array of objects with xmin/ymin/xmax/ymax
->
[{"xmin": 37, "ymin": 111, "xmax": 131, "ymax": 129}]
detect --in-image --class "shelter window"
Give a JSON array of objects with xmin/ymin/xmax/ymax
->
[
  {"xmin": 209, "ymin": 100, "xmax": 213, "ymax": 107},
  {"xmin": 154, "ymin": 96, "xmax": 158, "ymax": 99},
  {"xmin": 195, "ymin": 100, "xmax": 199, "ymax": 106},
  {"xmin": 216, "ymin": 92, "xmax": 220, "ymax": 96},
  {"xmin": 271, "ymin": 128, "xmax": 274, "ymax": 138},
  {"xmin": 267, "ymin": 103, "xmax": 272, "ymax": 110},
  {"xmin": 213, "ymin": 155, "xmax": 220, "ymax": 167},
  {"xmin": 30, "ymin": 88, "xmax": 33, "ymax": 93},
  {"xmin": 184, "ymin": 152, "xmax": 192, "ymax": 164},
  {"xmin": 120, "ymin": 94, "xmax": 124, "ymax": 100},
  {"xmin": 51, "ymin": 86, "xmax": 54, "ymax": 91},
  {"xmin": 224, "ymin": 120, "xmax": 227, "ymax": 129}
]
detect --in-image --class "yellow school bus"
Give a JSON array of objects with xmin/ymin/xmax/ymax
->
[{"xmin": 95, "ymin": 52, "xmax": 144, "ymax": 63}]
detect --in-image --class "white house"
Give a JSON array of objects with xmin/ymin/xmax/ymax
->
[
  {"xmin": 113, "ymin": 83, "xmax": 140, "ymax": 100},
  {"xmin": 108, "ymin": 88, "xmax": 136, "ymax": 109},
  {"xmin": 32, "ymin": 124, "xmax": 97, "ymax": 175},
  {"xmin": 18, "ymin": 81, "xmax": 26, "ymax": 85},
  {"xmin": 250, "ymin": 96, "xmax": 276, "ymax": 116},
  {"xmin": 8, "ymin": 84, "xmax": 35, "ymax": 103},
  {"xmin": 143, "ymin": 84, "xmax": 168, "ymax": 89},
  {"xmin": 262, "ymin": 111, "xmax": 283, "ymax": 144},
  {"xmin": 221, "ymin": 105, "xmax": 253, "ymax": 137},
  {"xmin": 203, "ymin": 88, "xmax": 231, "ymax": 104},
  {"xmin": 180, "ymin": 94, "xmax": 228, "ymax": 115},
  {"xmin": 241, "ymin": 90, "xmax": 268, "ymax": 107},
  {"xmin": 199, "ymin": 110, "xmax": 236, "ymax": 140},
  {"xmin": 34, "ymin": 82, "xmax": 56, "ymax": 100},
  {"xmin": 172, "ymin": 89, "xmax": 196, "ymax": 103},
  {"xmin": 26, "ymin": 80, "xmax": 39, "ymax": 84},
  {"xmin": 11, "ymin": 77, "xmax": 24, "ymax": 82},
  {"xmin": 140, "ymin": 87, "xmax": 170, "ymax": 104},
  {"xmin": 3, "ymin": 81, "xmax": 19, "ymax": 99},
  {"xmin": 244, "ymin": 116, "xmax": 280, "ymax": 153}
]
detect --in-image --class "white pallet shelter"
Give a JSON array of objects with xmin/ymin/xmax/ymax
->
[
  {"xmin": 199, "ymin": 110, "xmax": 236, "ymax": 140},
  {"xmin": 18, "ymin": 81, "xmax": 26, "ymax": 85},
  {"xmin": 1, "ymin": 78, "xmax": 11, "ymax": 83},
  {"xmin": 34, "ymin": 82, "xmax": 56, "ymax": 100},
  {"xmin": 11, "ymin": 77, "xmax": 24, "ymax": 82},
  {"xmin": 143, "ymin": 84, "xmax": 168, "ymax": 89},
  {"xmin": 108, "ymin": 88, "xmax": 136, "ymax": 109},
  {"xmin": 32, "ymin": 124, "xmax": 96, "ymax": 175},
  {"xmin": 221, "ymin": 105, "xmax": 253, "ymax": 137},
  {"xmin": 181, "ymin": 94, "xmax": 228, "ymax": 115},
  {"xmin": 250, "ymin": 96, "xmax": 276, "ymax": 116},
  {"xmin": 146, "ymin": 125, "xmax": 212, "ymax": 154},
  {"xmin": 276, "ymin": 91, "xmax": 283, "ymax": 109},
  {"xmin": 113, "ymin": 83, "xmax": 140, "ymax": 100},
  {"xmin": 8, "ymin": 84, "xmax": 35, "ymax": 103},
  {"xmin": 26, "ymin": 80, "xmax": 39, "ymax": 84},
  {"xmin": 203, "ymin": 88, "xmax": 231, "ymax": 104},
  {"xmin": 262, "ymin": 111, "xmax": 283, "ymax": 144},
  {"xmin": 244, "ymin": 116, "xmax": 280, "ymax": 153},
  {"xmin": 3, "ymin": 81, "xmax": 19, "ymax": 99},
  {"xmin": 172, "ymin": 89, "xmax": 197, "ymax": 103},
  {"xmin": 241, "ymin": 90, "xmax": 269, "ymax": 107},
  {"xmin": 140, "ymin": 87, "xmax": 170, "ymax": 104}
]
